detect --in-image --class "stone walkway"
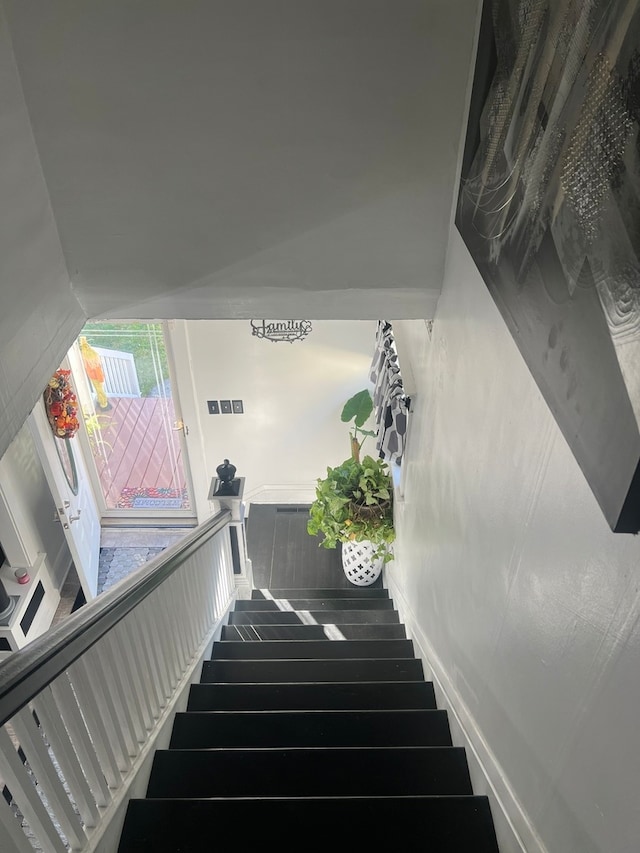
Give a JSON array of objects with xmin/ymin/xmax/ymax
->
[
  {"xmin": 98, "ymin": 546, "xmax": 165, "ymax": 593},
  {"xmin": 52, "ymin": 528, "xmax": 189, "ymax": 625},
  {"xmin": 98, "ymin": 528, "xmax": 187, "ymax": 593}
]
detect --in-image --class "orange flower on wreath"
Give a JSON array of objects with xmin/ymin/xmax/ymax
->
[{"xmin": 43, "ymin": 369, "xmax": 80, "ymax": 438}]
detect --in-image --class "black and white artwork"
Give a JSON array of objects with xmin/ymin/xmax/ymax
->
[{"xmin": 457, "ymin": 0, "xmax": 640, "ymax": 532}]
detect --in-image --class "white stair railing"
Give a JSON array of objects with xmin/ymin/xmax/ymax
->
[{"xmin": 0, "ymin": 510, "xmax": 235, "ymax": 852}]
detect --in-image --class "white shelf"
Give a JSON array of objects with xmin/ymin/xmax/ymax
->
[{"xmin": 0, "ymin": 553, "xmax": 53, "ymax": 654}]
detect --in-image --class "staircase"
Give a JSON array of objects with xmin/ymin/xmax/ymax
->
[{"xmin": 118, "ymin": 587, "xmax": 500, "ymax": 851}]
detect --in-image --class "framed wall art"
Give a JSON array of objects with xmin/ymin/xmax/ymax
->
[{"xmin": 457, "ymin": 0, "xmax": 640, "ymax": 532}]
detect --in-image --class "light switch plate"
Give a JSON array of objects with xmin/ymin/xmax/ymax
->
[
  {"xmin": 220, "ymin": 400, "xmax": 232, "ymax": 414},
  {"xmin": 232, "ymin": 400, "xmax": 244, "ymax": 413},
  {"xmin": 207, "ymin": 400, "xmax": 219, "ymax": 414}
]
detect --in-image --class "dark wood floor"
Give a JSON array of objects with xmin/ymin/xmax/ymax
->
[{"xmin": 246, "ymin": 505, "xmax": 381, "ymax": 590}]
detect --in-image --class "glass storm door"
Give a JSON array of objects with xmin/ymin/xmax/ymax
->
[{"xmin": 67, "ymin": 322, "xmax": 195, "ymax": 521}]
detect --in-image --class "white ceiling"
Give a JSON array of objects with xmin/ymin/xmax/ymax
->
[{"xmin": 4, "ymin": 0, "xmax": 480, "ymax": 319}]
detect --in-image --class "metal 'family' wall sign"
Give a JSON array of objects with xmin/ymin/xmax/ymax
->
[{"xmin": 250, "ymin": 319, "xmax": 312, "ymax": 343}]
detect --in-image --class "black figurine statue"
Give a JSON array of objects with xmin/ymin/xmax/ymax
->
[{"xmin": 216, "ymin": 459, "xmax": 237, "ymax": 483}]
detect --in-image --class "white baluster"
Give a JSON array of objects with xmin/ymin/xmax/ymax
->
[
  {"xmin": 81, "ymin": 652, "xmax": 132, "ymax": 770},
  {"xmin": 0, "ymin": 790, "xmax": 35, "ymax": 853},
  {"xmin": 157, "ymin": 590, "xmax": 185, "ymax": 684},
  {"xmin": 67, "ymin": 661, "xmax": 123, "ymax": 787},
  {"xmin": 126, "ymin": 606, "xmax": 164, "ymax": 714},
  {"xmin": 140, "ymin": 596, "xmax": 172, "ymax": 701},
  {"xmin": 49, "ymin": 675, "xmax": 111, "ymax": 806},
  {"xmin": 31, "ymin": 688, "xmax": 100, "ymax": 828},
  {"xmin": 0, "ymin": 727, "xmax": 68, "ymax": 853},
  {"xmin": 11, "ymin": 707, "xmax": 87, "ymax": 851},
  {"xmin": 174, "ymin": 575, "xmax": 196, "ymax": 661},
  {"xmin": 108, "ymin": 630, "xmax": 148, "ymax": 741},
  {"xmin": 192, "ymin": 559, "xmax": 207, "ymax": 645},
  {"xmin": 173, "ymin": 574, "xmax": 193, "ymax": 666},
  {"xmin": 122, "ymin": 616, "xmax": 161, "ymax": 723},
  {"xmin": 96, "ymin": 638, "xmax": 140, "ymax": 756},
  {"xmin": 174, "ymin": 575, "xmax": 194, "ymax": 658}
]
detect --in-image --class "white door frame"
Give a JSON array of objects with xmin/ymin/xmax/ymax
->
[{"xmin": 165, "ymin": 320, "xmax": 212, "ymax": 524}]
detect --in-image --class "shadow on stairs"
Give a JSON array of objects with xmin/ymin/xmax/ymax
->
[{"xmin": 118, "ymin": 587, "xmax": 500, "ymax": 851}]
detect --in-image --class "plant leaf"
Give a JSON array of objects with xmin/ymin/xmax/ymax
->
[{"xmin": 341, "ymin": 389, "xmax": 373, "ymax": 428}]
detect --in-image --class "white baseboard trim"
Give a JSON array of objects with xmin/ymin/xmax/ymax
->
[
  {"xmin": 385, "ymin": 572, "xmax": 546, "ymax": 853},
  {"xmin": 244, "ymin": 484, "xmax": 316, "ymax": 506}
]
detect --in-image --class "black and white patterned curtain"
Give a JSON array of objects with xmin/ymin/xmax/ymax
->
[{"xmin": 368, "ymin": 321, "xmax": 409, "ymax": 465}]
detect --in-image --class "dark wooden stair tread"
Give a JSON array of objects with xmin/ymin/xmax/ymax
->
[
  {"xmin": 146, "ymin": 746, "xmax": 473, "ymax": 797},
  {"xmin": 252, "ymin": 587, "xmax": 390, "ymax": 599},
  {"xmin": 201, "ymin": 657, "xmax": 424, "ymax": 683},
  {"xmin": 229, "ymin": 608, "xmax": 401, "ymax": 624},
  {"xmin": 187, "ymin": 680, "xmax": 436, "ymax": 710},
  {"xmin": 221, "ymin": 623, "xmax": 406, "ymax": 640},
  {"xmin": 235, "ymin": 598, "xmax": 394, "ymax": 610},
  {"xmin": 169, "ymin": 709, "xmax": 452, "ymax": 748},
  {"xmin": 118, "ymin": 797, "xmax": 500, "ymax": 851},
  {"xmin": 210, "ymin": 638, "xmax": 414, "ymax": 659}
]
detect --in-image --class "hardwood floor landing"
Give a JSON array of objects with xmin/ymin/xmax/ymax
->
[{"xmin": 246, "ymin": 505, "xmax": 381, "ymax": 590}]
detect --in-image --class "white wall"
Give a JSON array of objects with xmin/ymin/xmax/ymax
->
[
  {"xmin": 0, "ymin": 4, "xmax": 85, "ymax": 461},
  {"xmin": 3, "ymin": 0, "xmax": 479, "ymax": 323},
  {"xmin": 173, "ymin": 320, "xmax": 377, "ymax": 519},
  {"xmin": 0, "ymin": 421, "xmax": 71, "ymax": 587},
  {"xmin": 390, "ymin": 230, "xmax": 640, "ymax": 853}
]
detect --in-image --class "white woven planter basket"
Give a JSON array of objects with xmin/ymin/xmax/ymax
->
[{"xmin": 341, "ymin": 540, "xmax": 384, "ymax": 586}]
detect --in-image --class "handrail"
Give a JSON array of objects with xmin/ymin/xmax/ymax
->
[{"xmin": 0, "ymin": 509, "xmax": 231, "ymax": 728}]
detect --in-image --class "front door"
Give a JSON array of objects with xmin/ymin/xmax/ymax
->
[{"xmin": 28, "ymin": 392, "xmax": 101, "ymax": 601}]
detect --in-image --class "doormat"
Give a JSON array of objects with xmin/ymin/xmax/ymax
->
[
  {"xmin": 132, "ymin": 497, "xmax": 183, "ymax": 509},
  {"xmin": 117, "ymin": 487, "xmax": 189, "ymax": 509}
]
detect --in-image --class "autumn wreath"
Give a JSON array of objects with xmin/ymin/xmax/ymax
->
[{"xmin": 44, "ymin": 369, "xmax": 80, "ymax": 438}]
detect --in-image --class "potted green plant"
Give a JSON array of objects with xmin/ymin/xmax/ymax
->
[{"xmin": 307, "ymin": 390, "xmax": 395, "ymax": 584}]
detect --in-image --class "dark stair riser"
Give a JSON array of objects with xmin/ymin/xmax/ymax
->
[
  {"xmin": 252, "ymin": 588, "xmax": 390, "ymax": 599},
  {"xmin": 187, "ymin": 681, "xmax": 437, "ymax": 711},
  {"xmin": 235, "ymin": 598, "xmax": 394, "ymax": 611},
  {"xmin": 169, "ymin": 709, "xmax": 452, "ymax": 749},
  {"xmin": 229, "ymin": 609, "xmax": 401, "ymax": 625},
  {"xmin": 202, "ymin": 657, "xmax": 424, "ymax": 683},
  {"xmin": 221, "ymin": 623, "xmax": 406, "ymax": 640},
  {"xmin": 146, "ymin": 746, "xmax": 473, "ymax": 798},
  {"xmin": 211, "ymin": 639, "xmax": 414, "ymax": 660},
  {"xmin": 118, "ymin": 797, "xmax": 500, "ymax": 852}
]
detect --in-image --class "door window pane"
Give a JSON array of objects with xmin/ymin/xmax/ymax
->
[{"xmin": 76, "ymin": 322, "xmax": 191, "ymax": 511}]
